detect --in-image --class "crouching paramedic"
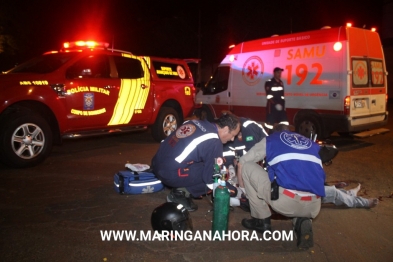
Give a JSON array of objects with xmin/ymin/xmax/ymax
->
[
  {"xmin": 152, "ymin": 114, "xmax": 240, "ymax": 211},
  {"xmin": 223, "ymin": 117, "xmax": 269, "ymax": 181},
  {"xmin": 237, "ymin": 126, "xmax": 325, "ymax": 249}
]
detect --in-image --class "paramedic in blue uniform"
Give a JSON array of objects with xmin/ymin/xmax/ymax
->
[
  {"xmin": 237, "ymin": 125, "xmax": 325, "ymax": 249},
  {"xmin": 223, "ymin": 117, "xmax": 268, "ymax": 168},
  {"xmin": 152, "ymin": 113, "xmax": 240, "ymax": 211},
  {"xmin": 265, "ymin": 67, "xmax": 289, "ymax": 127}
]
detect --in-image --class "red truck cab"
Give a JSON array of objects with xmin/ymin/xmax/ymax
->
[{"xmin": 0, "ymin": 41, "xmax": 195, "ymax": 167}]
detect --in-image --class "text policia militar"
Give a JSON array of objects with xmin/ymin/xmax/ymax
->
[{"xmin": 100, "ymin": 230, "xmax": 294, "ymax": 242}]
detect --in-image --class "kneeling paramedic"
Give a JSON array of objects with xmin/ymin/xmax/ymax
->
[
  {"xmin": 237, "ymin": 125, "xmax": 325, "ymax": 249},
  {"xmin": 152, "ymin": 114, "xmax": 240, "ymax": 212}
]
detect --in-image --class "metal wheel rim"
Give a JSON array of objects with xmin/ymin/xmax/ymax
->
[
  {"xmin": 162, "ymin": 114, "xmax": 177, "ymax": 137},
  {"xmin": 299, "ymin": 120, "xmax": 316, "ymax": 138},
  {"xmin": 11, "ymin": 123, "xmax": 45, "ymax": 159}
]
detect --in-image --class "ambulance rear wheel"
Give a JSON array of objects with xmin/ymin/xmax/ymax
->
[
  {"xmin": 296, "ymin": 115, "xmax": 322, "ymax": 139},
  {"xmin": 0, "ymin": 112, "xmax": 53, "ymax": 168},
  {"xmin": 151, "ymin": 107, "xmax": 180, "ymax": 142}
]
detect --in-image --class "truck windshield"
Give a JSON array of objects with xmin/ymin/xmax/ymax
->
[
  {"xmin": 8, "ymin": 53, "xmax": 78, "ymax": 74},
  {"xmin": 203, "ymin": 66, "xmax": 230, "ymax": 95}
]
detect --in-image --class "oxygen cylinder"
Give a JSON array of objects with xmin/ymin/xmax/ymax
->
[{"xmin": 212, "ymin": 180, "xmax": 230, "ymax": 239}]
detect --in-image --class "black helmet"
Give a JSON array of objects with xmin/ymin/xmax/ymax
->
[
  {"xmin": 151, "ymin": 202, "xmax": 193, "ymax": 233},
  {"xmin": 318, "ymin": 145, "xmax": 339, "ymax": 164}
]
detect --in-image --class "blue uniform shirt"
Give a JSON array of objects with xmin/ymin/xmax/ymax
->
[
  {"xmin": 152, "ymin": 119, "xmax": 223, "ymax": 184},
  {"xmin": 266, "ymin": 131, "xmax": 326, "ymax": 197}
]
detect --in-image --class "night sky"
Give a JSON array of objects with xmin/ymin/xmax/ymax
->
[{"xmin": 0, "ymin": 0, "xmax": 385, "ymax": 71}]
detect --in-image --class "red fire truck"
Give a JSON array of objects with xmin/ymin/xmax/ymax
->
[{"xmin": 0, "ymin": 41, "xmax": 196, "ymax": 167}]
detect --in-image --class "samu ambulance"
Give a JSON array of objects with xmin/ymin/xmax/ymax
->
[{"xmin": 196, "ymin": 25, "xmax": 389, "ymax": 138}]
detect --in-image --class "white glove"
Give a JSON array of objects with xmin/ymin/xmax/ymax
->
[{"xmin": 238, "ymin": 187, "xmax": 247, "ymax": 198}]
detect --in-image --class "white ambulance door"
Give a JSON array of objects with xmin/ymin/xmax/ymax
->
[
  {"xmin": 350, "ymin": 58, "xmax": 373, "ymax": 125},
  {"xmin": 368, "ymin": 59, "xmax": 387, "ymax": 121}
]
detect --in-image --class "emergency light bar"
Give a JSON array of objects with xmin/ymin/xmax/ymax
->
[{"xmin": 63, "ymin": 41, "xmax": 110, "ymax": 49}]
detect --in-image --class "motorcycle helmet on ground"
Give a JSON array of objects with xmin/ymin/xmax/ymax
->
[
  {"xmin": 151, "ymin": 202, "xmax": 193, "ymax": 233},
  {"xmin": 318, "ymin": 144, "xmax": 339, "ymax": 164}
]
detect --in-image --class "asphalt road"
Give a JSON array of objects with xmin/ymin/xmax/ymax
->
[{"xmin": 1, "ymin": 105, "xmax": 392, "ymax": 262}]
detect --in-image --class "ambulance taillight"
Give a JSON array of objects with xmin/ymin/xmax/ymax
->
[{"xmin": 344, "ymin": 96, "xmax": 351, "ymax": 115}]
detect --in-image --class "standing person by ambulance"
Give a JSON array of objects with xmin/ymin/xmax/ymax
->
[
  {"xmin": 265, "ymin": 67, "xmax": 289, "ymax": 127},
  {"xmin": 152, "ymin": 114, "xmax": 240, "ymax": 211}
]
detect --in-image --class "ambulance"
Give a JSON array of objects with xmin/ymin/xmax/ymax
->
[{"xmin": 195, "ymin": 25, "xmax": 389, "ymax": 138}]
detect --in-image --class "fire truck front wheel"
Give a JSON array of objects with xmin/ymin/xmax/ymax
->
[
  {"xmin": 296, "ymin": 114, "xmax": 322, "ymax": 139},
  {"xmin": 0, "ymin": 112, "xmax": 53, "ymax": 168},
  {"xmin": 151, "ymin": 107, "xmax": 180, "ymax": 142}
]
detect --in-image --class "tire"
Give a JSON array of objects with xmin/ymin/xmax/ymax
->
[
  {"xmin": 194, "ymin": 106, "xmax": 214, "ymax": 122},
  {"xmin": 0, "ymin": 112, "xmax": 53, "ymax": 168},
  {"xmin": 295, "ymin": 114, "xmax": 322, "ymax": 139},
  {"xmin": 151, "ymin": 107, "xmax": 180, "ymax": 142}
]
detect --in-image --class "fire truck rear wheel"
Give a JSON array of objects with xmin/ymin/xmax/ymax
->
[
  {"xmin": 296, "ymin": 115, "xmax": 322, "ymax": 139},
  {"xmin": 151, "ymin": 107, "xmax": 180, "ymax": 142},
  {"xmin": 0, "ymin": 112, "xmax": 53, "ymax": 168}
]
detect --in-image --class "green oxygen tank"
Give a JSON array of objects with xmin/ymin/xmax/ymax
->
[{"xmin": 212, "ymin": 180, "xmax": 230, "ymax": 239}]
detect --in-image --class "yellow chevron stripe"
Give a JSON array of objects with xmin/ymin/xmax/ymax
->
[
  {"xmin": 121, "ymin": 78, "xmax": 140, "ymax": 123},
  {"xmin": 108, "ymin": 79, "xmax": 133, "ymax": 125},
  {"xmin": 108, "ymin": 56, "xmax": 151, "ymax": 126}
]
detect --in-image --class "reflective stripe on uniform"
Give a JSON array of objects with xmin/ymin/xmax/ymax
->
[
  {"xmin": 279, "ymin": 121, "xmax": 289, "ymax": 125},
  {"xmin": 223, "ymin": 151, "xmax": 236, "ymax": 157},
  {"xmin": 281, "ymin": 96, "xmax": 285, "ymax": 99},
  {"xmin": 243, "ymin": 120, "xmax": 269, "ymax": 136},
  {"xmin": 271, "ymin": 86, "xmax": 283, "ymax": 91},
  {"xmin": 267, "ymin": 95, "xmax": 273, "ymax": 99},
  {"xmin": 268, "ymin": 153, "xmax": 322, "ymax": 167},
  {"xmin": 228, "ymin": 145, "xmax": 246, "ymax": 152},
  {"xmin": 175, "ymin": 133, "xmax": 219, "ymax": 163}
]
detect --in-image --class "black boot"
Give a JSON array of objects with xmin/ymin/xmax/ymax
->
[
  {"xmin": 167, "ymin": 188, "xmax": 198, "ymax": 212},
  {"xmin": 294, "ymin": 217, "xmax": 313, "ymax": 249},
  {"xmin": 241, "ymin": 217, "xmax": 272, "ymax": 234}
]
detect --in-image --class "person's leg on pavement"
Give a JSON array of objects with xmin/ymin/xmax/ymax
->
[{"xmin": 322, "ymin": 185, "xmax": 378, "ymax": 208}]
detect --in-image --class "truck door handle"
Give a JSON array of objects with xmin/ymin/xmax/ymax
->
[
  {"xmin": 372, "ymin": 99, "xmax": 376, "ymax": 105},
  {"xmin": 228, "ymin": 92, "xmax": 231, "ymax": 97},
  {"xmin": 141, "ymin": 84, "xmax": 147, "ymax": 89}
]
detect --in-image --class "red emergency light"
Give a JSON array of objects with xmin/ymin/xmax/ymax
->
[
  {"xmin": 229, "ymin": 44, "xmax": 235, "ymax": 49},
  {"xmin": 346, "ymin": 23, "xmax": 352, "ymax": 27},
  {"xmin": 63, "ymin": 41, "xmax": 110, "ymax": 49},
  {"xmin": 371, "ymin": 27, "xmax": 376, "ymax": 32}
]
